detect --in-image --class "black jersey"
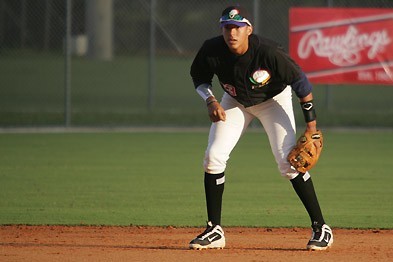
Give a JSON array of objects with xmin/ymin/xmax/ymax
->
[{"xmin": 191, "ymin": 34, "xmax": 312, "ymax": 107}]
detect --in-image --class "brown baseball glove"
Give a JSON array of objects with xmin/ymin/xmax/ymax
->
[{"xmin": 287, "ymin": 130, "xmax": 323, "ymax": 173}]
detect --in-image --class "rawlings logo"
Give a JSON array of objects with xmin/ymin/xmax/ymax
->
[
  {"xmin": 311, "ymin": 134, "xmax": 321, "ymax": 139},
  {"xmin": 298, "ymin": 26, "xmax": 391, "ymax": 66}
]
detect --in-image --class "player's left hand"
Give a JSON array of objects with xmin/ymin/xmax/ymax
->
[{"xmin": 287, "ymin": 129, "xmax": 323, "ymax": 173}]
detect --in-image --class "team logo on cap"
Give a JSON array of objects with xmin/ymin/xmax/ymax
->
[
  {"xmin": 249, "ymin": 69, "xmax": 271, "ymax": 89},
  {"xmin": 228, "ymin": 9, "xmax": 240, "ymax": 19}
]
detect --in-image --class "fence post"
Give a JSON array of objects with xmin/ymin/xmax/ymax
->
[
  {"xmin": 86, "ymin": 0, "xmax": 113, "ymax": 60},
  {"xmin": 20, "ymin": 0, "xmax": 27, "ymax": 48},
  {"xmin": 325, "ymin": 0, "xmax": 334, "ymax": 111},
  {"xmin": 148, "ymin": 0, "xmax": 156, "ymax": 112},
  {"xmin": 253, "ymin": 0, "xmax": 260, "ymax": 35},
  {"xmin": 64, "ymin": 0, "xmax": 72, "ymax": 127}
]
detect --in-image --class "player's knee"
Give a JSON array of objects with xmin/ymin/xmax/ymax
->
[
  {"xmin": 203, "ymin": 149, "xmax": 227, "ymax": 174},
  {"xmin": 203, "ymin": 159, "xmax": 226, "ymax": 174}
]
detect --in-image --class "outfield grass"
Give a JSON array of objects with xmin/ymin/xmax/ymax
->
[
  {"xmin": 0, "ymin": 130, "xmax": 392, "ymax": 229},
  {"xmin": 1, "ymin": 51, "xmax": 393, "ymax": 127}
]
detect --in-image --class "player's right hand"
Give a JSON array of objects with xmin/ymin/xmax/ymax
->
[{"xmin": 207, "ymin": 101, "xmax": 226, "ymax": 122}]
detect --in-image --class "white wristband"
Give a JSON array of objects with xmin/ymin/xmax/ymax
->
[{"xmin": 196, "ymin": 84, "xmax": 214, "ymax": 101}]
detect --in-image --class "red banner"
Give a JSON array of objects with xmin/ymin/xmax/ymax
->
[{"xmin": 289, "ymin": 8, "xmax": 393, "ymax": 85}]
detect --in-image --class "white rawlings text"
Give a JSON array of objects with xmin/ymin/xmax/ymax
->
[{"xmin": 298, "ymin": 26, "xmax": 391, "ymax": 66}]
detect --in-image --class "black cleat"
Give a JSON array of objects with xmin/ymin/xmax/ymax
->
[
  {"xmin": 307, "ymin": 223, "xmax": 334, "ymax": 251},
  {"xmin": 189, "ymin": 221, "xmax": 225, "ymax": 250}
]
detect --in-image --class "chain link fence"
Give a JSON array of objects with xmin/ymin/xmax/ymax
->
[{"xmin": 1, "ymin": 0, "xmax": 392, "ymax": 127}]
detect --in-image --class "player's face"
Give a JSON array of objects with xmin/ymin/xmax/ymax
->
[{"xmin": 222, "ymin": 24, "xmax": 252, "ymax": 55}]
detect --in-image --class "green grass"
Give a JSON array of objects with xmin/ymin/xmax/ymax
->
[
  {"xmin": 0, "ymin": 130, "xmax": 392, "ymax": 228},
  {"xmin": 1, "ymin": 51, "xmax": 393, "ymax": 127}
]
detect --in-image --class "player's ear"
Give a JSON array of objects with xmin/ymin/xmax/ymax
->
[{"xmin": 247, "ymin": 25, "xmax": 253, "ymax": 35}]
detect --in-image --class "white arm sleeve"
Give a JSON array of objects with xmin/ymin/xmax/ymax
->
[{"xmin": 196, "ymin": 83, "xmax": 214, "ymax": 101}]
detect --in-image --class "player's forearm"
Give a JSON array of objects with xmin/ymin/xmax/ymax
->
[
  {"xmin": 196, "ymin": 84, "xmax": 214, "ymax": 101},
  {"xmin": 299, "ymin": 93, "xmax": 317, "ymax": 131},
  {"xmin": 299, "ymin": 93, "xmax": 313, "ymax": 103}
]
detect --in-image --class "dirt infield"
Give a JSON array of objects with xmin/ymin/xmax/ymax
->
[{"xmin": 1, "ymin": 226, "xmax": 392, "ymax": 262}]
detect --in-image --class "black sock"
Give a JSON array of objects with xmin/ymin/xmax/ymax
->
[
  {"xmin": 290, "ymin": 173, "xmax": 325, "ymax": 226},
  {"xmin": 204, "ymin": 172, "xmax": 225, "ymax": 225}
]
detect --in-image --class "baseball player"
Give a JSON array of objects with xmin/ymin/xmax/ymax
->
[{"xmin": 189, "ymin": 5, "xmax": 333, "ymax": 251}]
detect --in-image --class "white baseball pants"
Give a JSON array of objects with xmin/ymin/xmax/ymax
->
[{"xmin": 204, "ymin": 86, "xmax": 299, "ymax": 180}]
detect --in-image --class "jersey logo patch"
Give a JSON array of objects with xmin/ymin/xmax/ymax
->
[
  {"xmin": 249, "ymin": 69, "xmax": 271, "ymax": 89},
  {"xmin": 222, "ymin": 83, "xmax": 237, "ymax": 96}
]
